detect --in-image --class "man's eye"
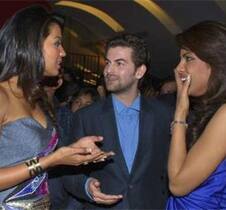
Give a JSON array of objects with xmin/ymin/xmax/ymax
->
[
  {"xmin": 105, "ymin": 61, "xmax": 110, "ymax": 66},
  {"xmin": 117, "ymin": 62, "xmax": 124, "ymax": 66}
]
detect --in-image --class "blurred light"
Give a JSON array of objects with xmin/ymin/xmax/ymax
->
[
  {"xmin": 134, "ymin": 0, "xmax": 181, "ymax": 34},
  {"xmin": 55, "ymin": 1, "xmax": 124, "ymax": 32},
  {"xmin": 65, "ymin": 27, "xmax": 78, "ymax": 38}
]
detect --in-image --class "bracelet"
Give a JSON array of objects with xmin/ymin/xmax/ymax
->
[
  {"xmin": 171, "ymin": 120, "xmax": 188, "ymax": 129},
  {"xmin": 25, "ymin": 157, "xmax": 43, "ymax": 177}
]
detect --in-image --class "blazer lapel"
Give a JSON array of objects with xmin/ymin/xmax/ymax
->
[
  {"xmin": 100, "ymin": 96, "xmax": 130, "ymax": 179},
  {"xmin": 130, "ymin": 96, "xmax": 155, "ymax": 179}
]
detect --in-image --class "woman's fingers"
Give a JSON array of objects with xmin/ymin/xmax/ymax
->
[
  {"xmin": 64, "ymin": 136, "xmax": 116, "ymax": 166},
  {"xmin": 71, "ymin": 136, "xmax": 104, "ymax": 154},
  {"xmin": 80, "ymin": 151, "xmax": 115, "ymax": 165},
  {"xmin": 70, "ymin": 147, "xmax": 98, "ymax": 155},
  {"xmin": 54, "ymin": 146, "xmax": 114, "ymax": 166},
  {"xmin": 79, "ymin": 136, "xmax": 103, "ymax": 144},
  {"xmin": 93, "ymin": 151, "xmax": 115, "ymax": 163},
  {"xmin": 174, "ymin": 68, "xmax": 183, "ymax": 91},
  {"xmin": 183, "ymin": 74, "xmax": 191, "ymax": 92}
]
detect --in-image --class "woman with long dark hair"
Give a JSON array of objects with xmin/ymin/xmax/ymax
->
[
  {"xmin": 0, "ymin": 5, "xmax": 111, "ymax": 209},
  {"xmin": 166, "ymin": 21, "xmax": 226, "ymax": 209}
]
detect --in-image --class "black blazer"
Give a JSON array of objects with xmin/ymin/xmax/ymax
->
[{"xmin": 63, "ymin": 95, "xmax": 173, "ymax": 209}]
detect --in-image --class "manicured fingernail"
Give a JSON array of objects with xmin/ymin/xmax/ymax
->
[
  {"xmin": 87, "ymin": 148, "xmax": 92, "ymax": 153},
  {"xmin": 187, "ymin": 75, "xmax": 191, "ymax": 82},
  {"xmin": 109, "ymin": 151, "xmax": 115, "ymax": 156}
]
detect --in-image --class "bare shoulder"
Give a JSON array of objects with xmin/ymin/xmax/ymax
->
[
  {"xmin": 218, "ymin": 103, "xmax": 226, "ymax": 112},
  {"xmin": 203, "ymin": 103, "xmax": 226, "ymax": 146},
  {"xmin": 212, "ymin": 104, "xmax": 226, "ymax": 121},
  {"xmin": 0, "ymin": 86, "xmax": 9, "ymax": 124}
]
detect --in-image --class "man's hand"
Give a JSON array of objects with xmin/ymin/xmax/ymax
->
[{"xmin": 88, "ymin": 178, "xmax": 123, "ymax": 205}]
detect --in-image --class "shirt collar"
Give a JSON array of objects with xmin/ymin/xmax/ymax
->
[{"xmin": 112, "ymin": 94, "xmax": 140, "ymax": 114}]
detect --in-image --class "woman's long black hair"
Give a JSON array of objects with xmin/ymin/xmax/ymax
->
[
  {"xmin": 0, "ymin": 5, "xmax": 64, "ymax": 126},
  {"xmin": 176, "ymin": 21, "xmax": 226, "ymax": 148}
]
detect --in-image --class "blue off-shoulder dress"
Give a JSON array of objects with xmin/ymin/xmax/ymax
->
[{"xmin": 166, "ymin": 159, "xmax": 226, "ymax": 210}]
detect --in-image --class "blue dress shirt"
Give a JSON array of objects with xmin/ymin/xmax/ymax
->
[
  {"xmin": 85, "ymin": 95, "xmax": 141, "ymax": 198},
  {"xmin": 112, "ymin": 94, "xmax": 140, "ymax": 173}
]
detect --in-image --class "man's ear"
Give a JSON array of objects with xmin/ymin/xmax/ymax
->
[{"xmin": 135, "ymin": 64, "xmax": 147, "ymax": 79}]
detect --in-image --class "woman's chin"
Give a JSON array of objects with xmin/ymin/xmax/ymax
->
[
  {"xmin": 188, "ymin": 90, "xmax": 205, "ymax": 97},
  {"xmin": 44, "ymin": 70, "xmax": 59, "ymax": 77}
]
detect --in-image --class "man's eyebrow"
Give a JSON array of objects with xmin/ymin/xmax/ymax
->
[
  {"xmin": 104, "ymin": 58, "xmax": 127, "ymax": 63},
  {"xmin": 115, "ymin": 58, "xmax": 126, "ymax": 62}
]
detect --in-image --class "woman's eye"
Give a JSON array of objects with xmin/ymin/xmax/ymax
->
[
  {"xmin": 54, "ymin": 41, "xmax": 61, "ymax": 47},
  {"xmin": 185, "ymin": 56, "xmax": 194, "ymax": 62}
]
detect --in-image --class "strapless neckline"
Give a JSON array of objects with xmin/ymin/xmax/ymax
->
[{"xmin": 2, "ymin": 117, "xmax": 50, "ymax": 130}]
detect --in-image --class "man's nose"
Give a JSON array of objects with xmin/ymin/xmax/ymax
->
[{"xmin": 104, "ymin": 63, "xmax": 115, "ymax": 75}]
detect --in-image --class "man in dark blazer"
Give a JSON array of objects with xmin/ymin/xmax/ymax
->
[{"xmin": 63, "ymin": 34, "xmax": 172, "ymax": 209}]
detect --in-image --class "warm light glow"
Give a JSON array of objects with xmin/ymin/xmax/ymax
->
[
  {"xmin": 55, "ymin": 1, "xmax": 124, "ymax": 32},
  {"xmin": 134, "ymin": 0, "xmax": 181, "ymax": 34},
  {"xmin": 65, "ymin": 27, "xmax": 78, "ymax": 38}
]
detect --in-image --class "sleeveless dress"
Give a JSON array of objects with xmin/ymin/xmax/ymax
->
[
  {"xmin": 0, "ymin": 117, "xmax": 58, "ymax": 210},
  {"xmin": 166, "ymin": 159, "xmax": 226, "ymax": 209}
]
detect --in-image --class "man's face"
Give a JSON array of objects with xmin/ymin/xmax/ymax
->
[{"xmin": 103, "ymin": 46, "xmax": 140, "ymax": 94}]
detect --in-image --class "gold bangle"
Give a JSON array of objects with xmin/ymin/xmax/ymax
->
[{"xmin": 25, "ymin": 157, "xmax": 43, "ymax": 177}]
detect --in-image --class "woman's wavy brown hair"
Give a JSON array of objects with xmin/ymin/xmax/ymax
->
[{"xmin": 176, "ymin": 21, "xmax": 226, "ymax": 149}]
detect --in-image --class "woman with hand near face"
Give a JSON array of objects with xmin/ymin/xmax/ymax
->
[
  {"xmin": 166, "ymin": 21, "xmax": 226, "ymax": 209},
  {"xmin": 0, "ymin": 5, "xmax": 112, "ymax": 210}
]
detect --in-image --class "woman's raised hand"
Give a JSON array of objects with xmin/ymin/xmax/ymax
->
[
  {"xmin": 50, "ymin": 136, "xmax": 114, "ymax": 167},
  {"xmin": 174, "ymin": 69, "xmax": 191, "ymax": 120}
]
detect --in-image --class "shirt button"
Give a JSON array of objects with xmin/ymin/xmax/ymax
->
[{"xmin": 129, "ymin": 185, "xmax": 133, "ymax": 189}]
